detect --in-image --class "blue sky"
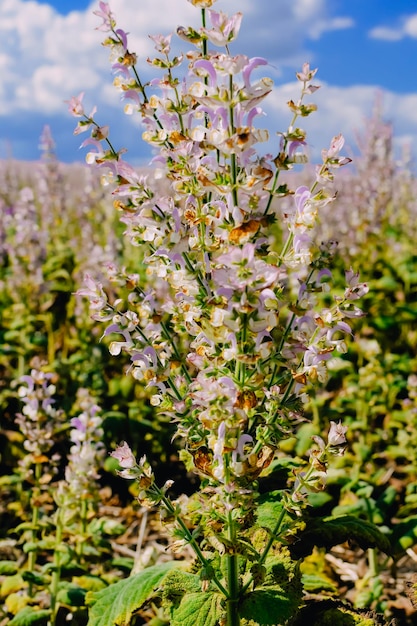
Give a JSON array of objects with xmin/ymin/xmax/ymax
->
[{"xmin": 1, "ymin": 0, "xmax": 417, "ymax": 165}]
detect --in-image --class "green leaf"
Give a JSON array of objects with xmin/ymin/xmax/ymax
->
[
  {"xmin": 111, "ymin": 557, "xmax": 135, "ymax": 572},
  {"xmin": 171, "ymin": 591, "xmax": 223, "ymax": 626},
  {"xmin": 8, "ymin": 607, "xmax": 51, "ymax": 626},
  {"xmin": 239, "ymin": 588, "xmax": 294, "ymax": 625},
  {"xmin": 56, "ymin": 583, "xmax": 87, "ymax": 607},
  {"xmin": 302, "ymin": 572, "xmax": 337, "ymax": 593},
  {"xmin": 391, "ymin": 516, "xmax": 417, "ymax": 554},
  {"xmin": 88, "ymin": 517, "xmax": 126, "ymax": 537},
  {"xmin": 256, "ymin": 492, "xmax": 284, "ymax": 532},
  {"xmin": 161, "ymin": 568, "xmax": 201, "ymax": 609},
  {"xmin": 1, "ymin": 573, "xmax": 25, "ymax": 598},
  {"xmin": 289, "ymin": 515, "xmax": 392, "ymax": 559},
  {"xmin": 73, "ymin": 575, "xmax": 107, "ymax": 593},
  {"xmin": 86, "ymin": 561, "xmax": 177, "ymax": 626},
  {"xmin": 21, "ymin": 571, "xmax": 49, "ymax": 586},
  {"xmin": 0, "ymin": 560, "xmax": 18, "ymax": 575}
]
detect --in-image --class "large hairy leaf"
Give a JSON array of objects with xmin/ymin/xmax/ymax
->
[
  {"xmin": 288, "ymin": 515, "xmax": 391, "ymax": 559},
  {"xmin": 86, "ymin": 562, "xmax": 177, "ymax": 626},
  {"xmin": 171, "ymin": 591, "xmax": 223, "ymax": 626},
  {"xmin": 239, "ymin": 587, "xmax": 295, "ymax": 625}
]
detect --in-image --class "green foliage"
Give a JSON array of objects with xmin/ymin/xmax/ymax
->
[
  {"xmin": 294, "ymin": 603, "xmax": 377, "ymax": 625},
  {"xmin": 56, "ymin": 582, "xmax": 87, "ymax": 607},
  {"xmin": 8, "ymin": 607, "xmax": 51, "ymax": 626},
  {"xmin": 288, "ymin": 515, "xmax": 391, "ymax": 559},
  {"xmin": 170, "ymin": 591, "xmax": 223, "ymax": 626},
  {"xmin": 0, "ymin": 573, "xmax": 25, "ymax": 597},
  {"xmin": 239, "ymin": 587, "xmax": 296, "ymax": 625},
  {"xmin": 161, "ymin": 568, "xmax": 201, "ymax": 610},
  {"xmin": 0, "ymin": 560, "xmax": 18, "ymax": 575},
  {"xmin": 390, "ymin": 515, "xmax": 417, "ymax": 555},
  {"xmin": 255, "ymin": 492, "xmax": 285, "ymax": 532},
  {"xmin": 85, "ymin": 562, "xmax": 177, "ymax": 626}
]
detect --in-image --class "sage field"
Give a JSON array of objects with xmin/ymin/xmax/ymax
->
[{"xmin": 1, "ymin": 2, "xmax": 417, "ymax": 625}]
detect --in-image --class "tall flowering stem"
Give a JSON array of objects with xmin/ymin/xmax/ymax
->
[
  {"xmin": 16, "ymin": 369, "xmax": 63, "ymax": 596},
  {"xmin": 71, "ymin": 1, "xmax": 366, "ymax": 623}
]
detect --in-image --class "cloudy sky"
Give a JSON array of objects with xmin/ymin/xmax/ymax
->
[{"xmin": 1, "ymin": 0, "xmax": 417, "ymax": 165}]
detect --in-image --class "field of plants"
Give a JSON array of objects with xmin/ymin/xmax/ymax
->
[{"xmin": 1, "ymin": 1, "xmax": 417, "ymax": 625}]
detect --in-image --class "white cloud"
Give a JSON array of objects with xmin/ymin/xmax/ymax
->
[
  {"xmin": 308, "ymin": 16, "xmax": 354, "ymax": 40},
  {"xmin": 290, "ymin": 0, "xmax": 354, "ymax": 40},
  {"xmin": 0, "ymin": 0, "xmax": 415, "ymax": 166},
  {"xmin": 404, "ymin": 14, "xmax": 417, "ymax": 37},
  {"xmin": 0, "ymin": 0, "xmax": 355, "ymax": 119},
  {"xmin": 368, "ymin": 26, "xmax": 403, "ymax": 42},
  {"xmin": 263, "ymin": 82, "xmax": 373, "ymax": 159},
  {"xmin": 369, "ymin": 12, "xmax": 417, "ymax": 41},
  {"xmin": 0, "ymin": 0, "xmax": 200, "ymax": 116},
  {"xmin": 262, "ymin": 82, "xmax": 417, "ymax": 166}
]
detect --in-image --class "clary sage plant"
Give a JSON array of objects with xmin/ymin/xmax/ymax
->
[{"xmin": 70, "ymin": 1, "xmax": 389, "ymax": 624}]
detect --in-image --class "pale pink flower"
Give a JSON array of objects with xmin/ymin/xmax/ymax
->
[
  {"xmin": 66, "ymin": 92, "xmax": 85, "ymax": 117},
  {"xmin": 149, "ymin": 33, "xmax": 172, "ymax": 54},
  {"xmin": 110, "ymin": 441, "xmax": 137, "ymax": 468},
  {"xmin": 296, "ymin": 62, "xmax": 318, "ymax": 82},
  {"xmin": 187, "ymin": 0, "xmax": 217, "ymax": 7},
  {"xmin": 344, "ymin": 268, "xmax": 369, "ymax": 300},
  {"xmin": 93, "ymin": 1, "xmax": 115, "ymax": 31},
  {"xmin": 242, "ymin": 57, "xmax": 268, "ymax": 90},
  {"xmin": 75, "ymin": 274, "xmax": 108, "ymax": 311},
  {"xmin": 321, "ymin": 134, "xmax": 351, "ymax": 167},
  {"xmin": 328, "ymin": 421, "xmax": 348, "ymax": 447},
  {"xmin": 203, "ymin": 10, "xmax": 243, "ymax": 46}
]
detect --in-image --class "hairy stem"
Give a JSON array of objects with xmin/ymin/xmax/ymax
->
[{"xmin": 226, "ymin": 512, "xmax": 240, "ymax": 626}]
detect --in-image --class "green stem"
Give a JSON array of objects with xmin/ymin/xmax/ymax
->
[
  {"xmin": 368, "ymin": 547, "xmax": 378, "ymax": 579},
  {"xmin": 49, "ymin": 511, "xmax": 63, "ymax": 626},
  {"xmin": 45, "ymin": 313, "xmax": 55, "ymax": 366},
  {"xmin": 28, "ymin": 461, "xmax": 42, "ymax": 598},
  {"xmin": 160, "ymin": 320, "xmax": 192, "ymax": 384},
  {"xmin": 235, "ymin": 313, "xmax": 248, "ymax": 386},
  {"xmin": 226, "ymin": 553, "xmax": 240, "ymax": 626},
  {"xmin": 158, "ymin": 490, "xmax": 228, "ymax": 597},
  {"xmin": 182, "ymin": 251, "xmax": 210, "ymax": 296},
  {"xmin": 80, "ymin": 498, "xmax": 88, "ymax": 536},
  {"xmin": 201, "ymin": 9, "xmax": 208, "ymax": 57},
  {"xmin": 228, "ymin": 75, "xmax": 239, "ymax": 210},
  {"xmin": 226, "ymin": 512, "xmax": 240, "ymax": 626}
]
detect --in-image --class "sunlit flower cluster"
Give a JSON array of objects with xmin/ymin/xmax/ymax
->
[
  {"xmin": 64, "ymin": 388, "xmax": 106, "ymax": 498},
  {"xmin": 15, "ymin": 368, "xmax": 63, "ymax": 478},
  {"xmin": 71, "ymin": 1, "xmax": 366, "ymax": 522}
]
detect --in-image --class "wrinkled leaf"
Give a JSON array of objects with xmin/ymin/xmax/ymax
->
[
  {"xmin": 239, "ymin": 587, "xmax": 295, "ymax": 625},
  {"xmin": 86, "ymin": 561, "xmax": 177, "ymax": 626},
  {"xmin": 256, "ymin": 492, "xmax": 284, "ymax": 532},
  {"xmin": 289, "ymin": 515, "xmax": 391, "ymax": 559},
  {"xmin": 171, "ymin": 591, "xmax": 222, "ymax": 626}
]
